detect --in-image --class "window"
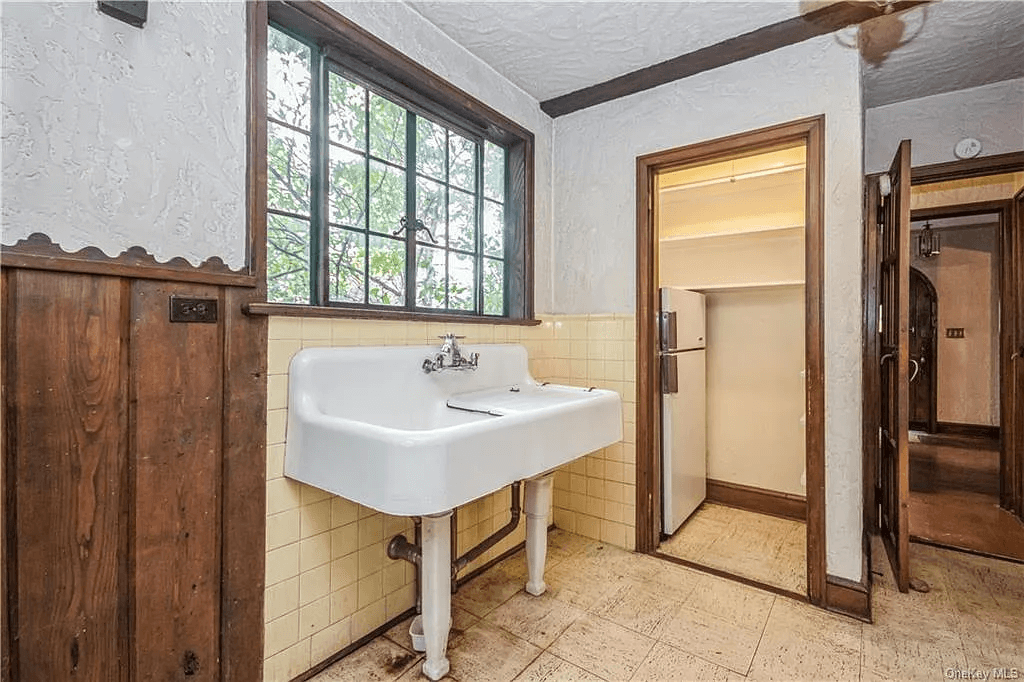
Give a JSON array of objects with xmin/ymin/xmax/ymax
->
[{"xmin": 264, "ymin": 14, "xmax": 531, "ymax": 320}]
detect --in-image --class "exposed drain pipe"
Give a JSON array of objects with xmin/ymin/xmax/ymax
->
[
  {"xmin": 385, "ymin": 481, "xmax": 523, "ymax": 596},
  {"xmin": 453, "ymin": 481, "xmax": 521, "ymax": 579},
  {"xmin": 386, "ymin": 517, "xmax": 423, "ymax": 613}
]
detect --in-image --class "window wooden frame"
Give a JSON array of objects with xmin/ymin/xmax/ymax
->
[{"xmin": 250, "ymin": 1, "xmax": 536, "ymax": 324}]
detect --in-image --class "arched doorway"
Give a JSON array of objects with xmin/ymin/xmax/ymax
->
[{"xmin": 909, "ymin": 266, "xmax": 938, "ymax": 433}]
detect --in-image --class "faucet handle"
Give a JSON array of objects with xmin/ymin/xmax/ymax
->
[{"xmin": 438, "ymin": 335, "xmax": 466, "ymax": 340}]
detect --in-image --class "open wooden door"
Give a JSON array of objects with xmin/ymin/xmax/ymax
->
[
  {"xmin": 878, "ymin": 140, "xmax": 911, "ymax": 592},
  {"xmin": 1012, "ymin": 187, "xmax": 1024, "ymax": 521}
]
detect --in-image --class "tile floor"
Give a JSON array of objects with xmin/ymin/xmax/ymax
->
[
  {"xmin": 309, "ymin": 529, "xmax": 1024, "ymax": 682},
  {"xmin": 658, "ymin": 503, "xmax": 807, "ymax": 595}
]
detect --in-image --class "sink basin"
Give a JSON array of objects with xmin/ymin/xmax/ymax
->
[{"xmin": 284, "ymin": 344, "xmax": 623, "ymax": 516}]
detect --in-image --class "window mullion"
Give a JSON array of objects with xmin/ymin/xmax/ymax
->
[
  {"xmin": 309, "ymin": 46, "xmax": 330, "ymax": 305},
  {"xmin": 362, "ymin": 88, "xmax": 370, "ymax": 305},
  {"xmin": 474, "ymin": 143, "xmax": 484, "ymax": 314},
  {"xmin": 404, "ymin": 112, "xmax": 417, "ymax": 309}
]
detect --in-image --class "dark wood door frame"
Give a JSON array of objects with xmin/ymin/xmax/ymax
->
[
  {"xmin": 863, "ymin": 153, "xmax": 1024, "ymax": 542},
  {"xmin": 635, "ymin": 116, "xmax": 828, "ymax": 607}
]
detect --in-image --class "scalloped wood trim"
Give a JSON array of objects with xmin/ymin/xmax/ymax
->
[{"xmin": 1, "ymin": 233, "xmax": 256, "ymax": 287}]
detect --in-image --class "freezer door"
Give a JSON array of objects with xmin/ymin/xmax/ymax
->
[
  {"xmin": 662, "ymin": 348, "xmax": 707, "ymax": 535},
  {"xmin": 660, "ymin": 287, "xmax": 706, "ymax": 350}
]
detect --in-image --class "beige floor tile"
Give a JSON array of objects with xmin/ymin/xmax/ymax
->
[
  {"xmin": 684, "ymin": 574, "xmax": 776, "ymax": 632},
  {"xmin": 631, "ymin": 641, "xmax": 741, "ymax": 681},
  {"xmin": 484, "ymin": 591, "xmax": 585, "ymax": 648},
  {"xmin": 512, "ymin": 651, "xmax": 604, "ymax": 682},
  {"xmin": 590, "ymin": 581, "xmax": 684, "ymax": 638},
  {"xmin": 544, "ymin": 552, "xmax": 627, "ymax": 611},
  {"xmin": 310, "ymin": 637, "xmax": 419, "ymax": 681},
  {"xmin": 658, "ymin": 605, "xmax": 763, "ymax": 676},
  {"xmin": 746, "ymin": 598, "xmax": 861, "ymax": 681},
  {"xmin": 659, "ymin": 504, "xmax": 806, "ymax": 595},
  {"xmin": 548, "ymin": 614, "xmax": 655, "ymax": 681},
  {"xmin": 453, "ymin": 556, "xmax": 529, "ymax": 617},
  {"xmin": 383, "ymin": 607, "xmax": 479, "ymax": 654},
  {"xmin": 546, "ymin": 529, "xmax": 594, "ymax": 566},
  {"xmin": 446, "ymin": 620, "xmax": 541, "ymax": 682},
  {"xmin": 861, "ymin": 622, "xmax": 967, "ymax": 681}
]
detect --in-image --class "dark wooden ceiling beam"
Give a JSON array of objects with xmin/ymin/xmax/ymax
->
[{"xmin": 539, "ymin": 1, "xmax": 928, "ymax": 118}]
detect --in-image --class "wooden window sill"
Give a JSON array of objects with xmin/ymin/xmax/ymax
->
[{"xmin": 244, "ymin": 302, "xmax": 542, "ymax": 326}]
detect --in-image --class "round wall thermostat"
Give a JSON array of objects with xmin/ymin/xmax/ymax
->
[{"xmin": 954, "ymin": 137, "xmax": 982, "ymax": 159}]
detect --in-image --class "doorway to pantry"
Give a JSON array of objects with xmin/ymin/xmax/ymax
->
[{"xmin": 636, "ymin": 117, "xmax": 831, "ymax": 610}]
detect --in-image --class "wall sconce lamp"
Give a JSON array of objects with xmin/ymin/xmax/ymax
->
[{"xmin": 918, "ymin": 222, "xmax": 940, "ymax": 258}]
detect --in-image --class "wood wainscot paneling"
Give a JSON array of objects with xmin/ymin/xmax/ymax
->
[
  {"xmin": 706, "ymin": 479, "xmax": 807, "ymax": 522},
  {"xmin": 1, "ymin": 264, "xmax": 266, "ymax": 682}
]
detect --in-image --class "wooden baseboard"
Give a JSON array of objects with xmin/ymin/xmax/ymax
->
[
  {"xmin": 706, "ymin": 479, "xmax": 806, "ymax": 522},
  {"xmin": 935, "ymin": 422, "xmax": 1000, "ymax": 440},
  {"xmin": 825, "ymin": 574, "xmax": 871, "ymax": 622}
]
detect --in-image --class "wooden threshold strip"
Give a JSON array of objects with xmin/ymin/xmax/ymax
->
[{"xmin": 540, "ymin": 0, "xmax": 928, "ymax": 118}]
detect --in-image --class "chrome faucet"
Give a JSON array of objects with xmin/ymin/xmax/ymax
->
[{"xmin": 422, "ymin": 334, "xmax": 479, "ymax": 373}]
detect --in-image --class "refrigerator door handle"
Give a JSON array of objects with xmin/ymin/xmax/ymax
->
[
  {"xmin": 659, "ymin": 311, "xmax": 677, "ymax": 352},
  {"xmin": 661, "ymin": 353, "xmax": 678, "ymax": 394}
]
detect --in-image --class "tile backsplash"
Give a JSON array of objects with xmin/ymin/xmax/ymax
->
[{"xmin": 263, "ymin": 315, "xmax": 636, "ymax": 680}]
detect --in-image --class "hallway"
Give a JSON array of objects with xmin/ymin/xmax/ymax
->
[
  {"xmin": 909, "ymin": 436, "xmax": 1024, "ymax": 562},
  {"xmin": 308, "ymin": 530, "xmax": 1024, "ymax": 681}
]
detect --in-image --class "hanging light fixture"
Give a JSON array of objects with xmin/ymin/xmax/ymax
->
[{"xmin": 918, "ymin": 222, "xmax": 940, "ymax": 258}]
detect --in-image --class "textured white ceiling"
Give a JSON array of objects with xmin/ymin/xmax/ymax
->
[
  {"xmin": 408, "ymin": 1, "xmax": 1024, "ymax": 110},
  {"xmin": 860, "ymin": 1, "xmax": 1024, "ymax": 108},
  {"xmin": 407, "ymin": 1, "xmax": 802, "ymax": 101}
]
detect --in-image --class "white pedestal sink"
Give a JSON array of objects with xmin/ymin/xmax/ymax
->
[{"xmin": 284, "ymin": 343, "xmax": 622, "ymax": 680}]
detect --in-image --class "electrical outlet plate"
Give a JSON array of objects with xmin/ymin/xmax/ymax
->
[{"xmin": 170, "ymin": 296, "xmax": 218, "ymax": 323}]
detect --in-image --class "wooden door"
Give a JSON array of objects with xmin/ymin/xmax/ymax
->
[
  {"xmin": 1012, "ymin": 188, "xmax": 1024, "ymax": 519},
  {"xmin": 908, "ymin": 267, "xmax": 937, "ymax": 433},
  {"xmin": 878, "ymin": 140, "xmax": 911, "ymax": 592}
]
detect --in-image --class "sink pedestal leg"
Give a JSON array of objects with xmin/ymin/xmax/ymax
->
[
  {"xmin": 421, "ymin": 512, "xmax": 452, "ymax": 681},
  {"xmin": 524, "ymin": 474, "xmax": 553, "ymax": 596}
]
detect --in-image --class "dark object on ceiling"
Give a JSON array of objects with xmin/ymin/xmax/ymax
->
[{"xmin": 97, "ymin": 1, "xmax": 148, "ymax": 29}]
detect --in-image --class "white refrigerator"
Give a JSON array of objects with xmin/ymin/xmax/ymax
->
[{"xmin": 659, "ymin": 287, "xmax": 707, "ymax": 536}]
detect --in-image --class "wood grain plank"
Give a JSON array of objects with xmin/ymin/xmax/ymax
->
[
  {"xmin": 219, "ymin": 286, "xmax": 268, "ymax": 682},
  {"xmin": 6, "ymin": 269, "xmax": 129, "ymax": 682},
  {"xmin": 129, "ymin": 280, "xmax": 223, "ymax": 681}
]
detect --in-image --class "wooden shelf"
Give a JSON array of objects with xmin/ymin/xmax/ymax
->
[
  {"xmin": 660, "ymin": 225, "xmax": 804, "ymax": 243},
  {"xmin": 672, "ymin": 280, "xmax": 805, "ymax": 292}
]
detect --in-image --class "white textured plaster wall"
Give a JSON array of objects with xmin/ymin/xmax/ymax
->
[
  {"xmin": 865, "ymin": 78, "xmax": 1024, "ymax": 175},
  {"xmin": 324, "ymin": 1, "xmax": 555, "ymax": 314},
  {"xmin": 552, "ymin": 35, "xmax": 865, "ymax": 582},
  {"xmin": 1, "ymin": 1, "xmax": 247, "ymax": 268}
]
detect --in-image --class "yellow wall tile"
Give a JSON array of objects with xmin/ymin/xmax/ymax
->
[
  {"xmin": 331, "ymin": 582, "xmax": 358, "ymax": 622},
  {"xmin": 357, "ymin": 573, "xmax": 383, "ymax": 610},
  {"xmin": 267, "ymin": 478, "xmax": 302, "ymax": 515},
  {"xmin": 264, "ymin": 610, "xmax": 299, "ymax": 658},
  {"xmin": 331, "ymin": 554, "xmax": 358, "ymax": 591},
  {"xmin": 268, "ymin": 317, "xmax": 303, "ymax": 341},
  {"xmin": 299, "ymin": 533, "xmax": 331, "ymax": 572},
  {"xmin": 267, "ymin": 509, "xmax": 300, "ymax": 550},
  {"xmin": 300, "ymin": 499, "xmax": 332, "ymax": 539},
  {"xmin": 298, "ymin": 594, "xmax": 332, "ymax": 638},
  {"xmin": 265, "ymin": 576, "xmax": 299, "ymax": 623},
  {"xmin": 264, "ymin": 640, "xmax": 310, "ymax": 682},
  {"xmin": 299, "ymin": 563, "xmax": 331, "ymax": 607},
  {"xmin": 351, "ymin": 599, "xmax": 386, "ymax": 640},
  {"xmin": 331, "ymin": 523, "xmax": 358, "ymax": 560},
  {"xmin": 266, "ymin": 542, "xmax": 300, "ymax": 587},
  {"xmin": 310, "ymin": 618, "xmax": 351, "ymax": 667}
]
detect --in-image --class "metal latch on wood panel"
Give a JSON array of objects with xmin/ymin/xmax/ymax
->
[
  {"xmin": 169, "ymin": 296, "xmax": 218, "ymax": 323},
  {"xmin": 658, "ymin": 311, "xmax": 677, "ymax": 352}
]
